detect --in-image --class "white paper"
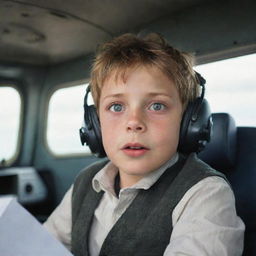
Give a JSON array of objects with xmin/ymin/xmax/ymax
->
[
  {"xmin": 0, "ymin": 197, "xmax": 73, "ymax": 256},
  {"xmin": 0, "ymin": 196, "xmax": 15, "ymax": 217}
]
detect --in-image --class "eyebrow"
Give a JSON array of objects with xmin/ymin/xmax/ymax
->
[
  {"xmin": 147, "ymin": 92, "xmax": 174, "ymax": 98},
  {"xmin": 102, "ymin": 92, "xmax": 174, "ymax": 101},
  {"xmin": 101, "ymin": 93, "xmax": 123, "ymax": 101}
]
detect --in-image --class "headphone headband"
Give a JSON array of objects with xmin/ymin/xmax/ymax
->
[{"xmin": 195, "ymin": 71, "xmax": 206, "ymax": 99}]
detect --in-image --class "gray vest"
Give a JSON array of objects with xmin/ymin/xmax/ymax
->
[{"xmin": 72, "ymin": 153, "xmax": 226, "ymax": 256}]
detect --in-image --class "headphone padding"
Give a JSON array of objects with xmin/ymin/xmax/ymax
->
[
  {"xmin": 178, "ymin": 98, "xmax": 212, "ymax": 153},
  {"xmin": 80, "ymin": 105, "xmax": 106, "ymax": 157}
]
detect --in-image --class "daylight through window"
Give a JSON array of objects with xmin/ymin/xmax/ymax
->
[
  {"xmin": 195, "ymin": 53, "xmax": 256, "ymax": 126},
  {"xmin": 47, "ymin": 83, "xmax": 93, "ymax": 155},
  {"xmin": 0, "ymin": 86, "xmax": 21, "ymax": 164}
]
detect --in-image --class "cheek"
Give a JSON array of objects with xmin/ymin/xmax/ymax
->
[
  {"xmin": 100, "ymin": 118, "xmax": 111, "ymax": 139},
  {"xmin": 100, "ymin": 114, "xmax": 120, "ymax": 150},
  {"xmin": 151, "ymin": 116, "xmax": 181, "ymax": 145},
  {"xmin": 100, "ymin": 125, "xmax": 112, "ymax": 154}
]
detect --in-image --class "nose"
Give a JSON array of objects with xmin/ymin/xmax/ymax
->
[{"xmin": 126, "ymin": 109, "xmax": 146, "ymax": 133}]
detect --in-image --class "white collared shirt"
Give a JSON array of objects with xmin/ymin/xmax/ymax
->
[{"xmin": 44, "ymin": 154, "xmax": 245, "ymax": 255}]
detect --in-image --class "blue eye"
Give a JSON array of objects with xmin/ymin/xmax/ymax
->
[
  {"xmin": 109, "ymin": 103, "xmax": 124, "ymax": 112},
  {"xmin": 149, "ymin": 103, "xmax": 165, "ymax": 111}
]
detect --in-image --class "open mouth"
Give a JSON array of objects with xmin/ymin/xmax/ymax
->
[
  {"xmin": 122, "ymin": 143, "xmax": 149, "ymax": 157},
  {"xmin": 122, "ymin": 143, "xmax": 148, "ymax": 150},
  {"xmin": 125, "ymin": 146, "xmax": 146, "ymax": 150}
]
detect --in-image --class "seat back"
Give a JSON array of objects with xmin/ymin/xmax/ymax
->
[{"xmin": 199, "ymin": 113, "xmax": 256, "ymax": 256}]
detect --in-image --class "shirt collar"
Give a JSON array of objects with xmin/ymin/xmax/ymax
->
[
  {"xmin": 92, "ymin": 153, "xmax": 179, "ymax": 194},
  {"xmin": 92, "ymin": 161, "xmax": 119, "ymax": 195}
]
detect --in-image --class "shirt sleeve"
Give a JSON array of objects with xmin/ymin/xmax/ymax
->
[
  {"xmin": 163, "ymin": 176, "xmax": 245, "ymax": 256},
  {"xmin": 43, "ymin": 185, "xmax": 73, "ymax": 251}
]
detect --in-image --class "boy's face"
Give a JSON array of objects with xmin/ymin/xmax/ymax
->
[{"xmin": 99, "ymin": 66, "xmax": 183, "ymax": 188}]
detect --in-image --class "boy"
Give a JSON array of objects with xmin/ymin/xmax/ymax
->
[{"xmin": 44, "ymin": 33, "xmax": 244, "ymax": 255}]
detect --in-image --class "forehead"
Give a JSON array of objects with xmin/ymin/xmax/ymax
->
[
  {"xmin": 100, "ymin": 65, "xmax": 179, "ymax": 98},
  {"xmin": 104, "ymin": 65, "xmax": 173, "ymax": 87}
]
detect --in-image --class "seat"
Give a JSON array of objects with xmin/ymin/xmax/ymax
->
[{"xmin": 198, "ymin": 113, "xmax": 256, "ymax": 256}]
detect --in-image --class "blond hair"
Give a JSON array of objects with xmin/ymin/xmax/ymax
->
[{"xmin": 90, "ymin": 33, "xmax": 199, "ymax": 109}]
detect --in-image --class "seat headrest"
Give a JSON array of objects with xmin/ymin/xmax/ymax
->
[{"xmin": 198, "ymin": 113, "xmax": 237, "ymax": 173}]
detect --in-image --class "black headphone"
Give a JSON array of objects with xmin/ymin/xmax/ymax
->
[
  {"xmin": 79, "ymin": 86, "xmax": 106, "ymax": 157},
  {"xmin": 178, "ymin": 72, "xmax": 212, "ymax": 154},
  {"xmin": 79, "ymin": 71, "xmax": 212, "ymax": 157}
]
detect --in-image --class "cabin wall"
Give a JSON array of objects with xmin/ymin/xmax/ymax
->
[{"xmin": 145, "ymin": 0, "xmax": 256, "ymax": 63}]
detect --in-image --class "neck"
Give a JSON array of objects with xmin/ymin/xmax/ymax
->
[{"xmin": 119, "ymin": 172, "xmax": 144, "ymax": 188}]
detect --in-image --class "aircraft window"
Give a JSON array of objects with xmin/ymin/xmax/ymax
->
[
  {"xmin": 0, "ymin": 86, "xmax": 21, "ymax": 164},
  {"xmin": 195, "ymin": 53, "xmax": 256, "ymax": 126},
  {"xmin": 47, "ymin": 83, "xmax": 93, "ymax": 156}
]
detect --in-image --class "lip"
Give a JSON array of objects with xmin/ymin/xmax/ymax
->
[{"xmin": 121, "ymin": 143, "xmax": 149, "ymax": 157}]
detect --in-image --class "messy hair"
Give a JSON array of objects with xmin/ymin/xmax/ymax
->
[{"xmin": 90, "ymin": 33, "xmax": 199, "ymax": 109}]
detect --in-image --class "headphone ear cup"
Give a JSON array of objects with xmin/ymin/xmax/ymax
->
[
  {"xmin": 79, "ymin": 105, "xmax": 106, "ymax": 158},
  {"xmin": 178, "ymin": 98, "xmax": 212, "ymax": 154}
]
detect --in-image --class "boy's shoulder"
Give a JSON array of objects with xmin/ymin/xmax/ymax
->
[
  {"xmin": 162, "ymin": 153, "xmax": 229, "ymax": 212},
  {"xmin": 173, "ymin": 153, "xmax": 229, "ymax": 196}
]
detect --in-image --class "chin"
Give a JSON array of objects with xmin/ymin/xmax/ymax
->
[{"xmin": 120, "ymin": 162, "xmax": 156, "ymax": 176}]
